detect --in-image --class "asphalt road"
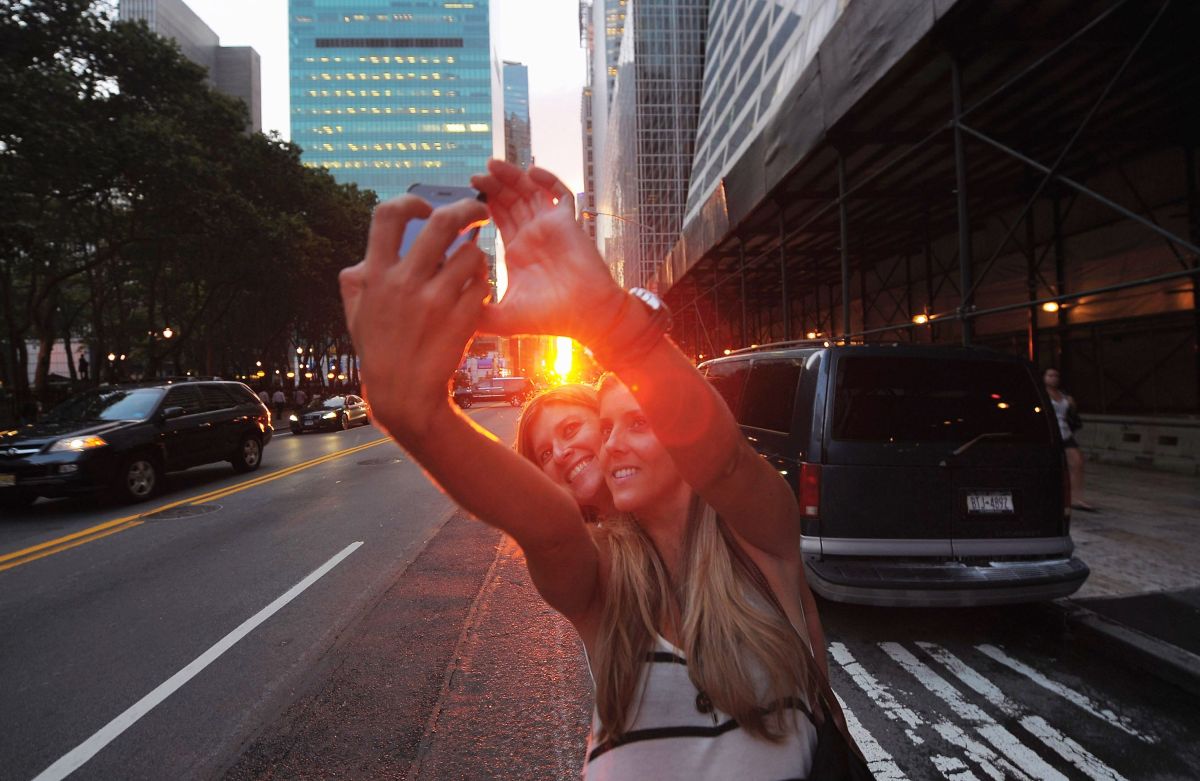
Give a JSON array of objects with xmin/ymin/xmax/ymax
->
[{"xmin": 0, "ymin": 405, "xmax": 517, "ymax": 781}]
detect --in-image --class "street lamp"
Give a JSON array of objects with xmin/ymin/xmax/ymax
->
[
  {"xmin": 580, "ymin": 208, "xmax": 647, "ymax": 228},
  {"xmin": 256, "ymin": 360, "xmax": 262, "ymax": 367},
  {"xmin": 162, "ymin": 327, "xmax": 174, "ymax": 339},
  {"xmin": 296, "ymin": 347, "xmax": 304, "ymax": 356}
]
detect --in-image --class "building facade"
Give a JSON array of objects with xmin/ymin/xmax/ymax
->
[
  {"xmin": 659, "ymin": 0, "xmax": 1199, "ymax": 426},
  {"xmin": 592, "ymin": 0, "xmax": 709, "ymax": 289},
  {"xmin": 288, "ymin": 0, "xmax": 497, "ymax": 203},
  {"xmin": 502, "ymin": 61, "xmax": 532, "ymax": 169},
  {"xmin": 684, "ymin": 0, "xmax": 844, "ymax": 222},
  {"xmin": 119, "ymin": 0, "xmax": 263, "ymax": 132}
]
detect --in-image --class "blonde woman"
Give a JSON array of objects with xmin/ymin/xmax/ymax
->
[
  {"xmin": 339, "ymin": 160, "xmax": 855, "ymax": 778},
  {"xmin": 516, "ymin": 384, "xmax": 617, "ymax": 521}
]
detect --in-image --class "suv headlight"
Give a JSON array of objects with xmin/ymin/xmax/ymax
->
[
  {"xmin": 49, "ymin": 435, "xmax": 108, "ymax": 452},
  {"xmin": 322, "ymin": 411, "xmax": 338, "ymax": 419}
]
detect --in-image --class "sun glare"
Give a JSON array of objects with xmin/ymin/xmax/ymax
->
[{"xmin": 554, "ymin": 336, "xmax": 574, "ymax": 379}]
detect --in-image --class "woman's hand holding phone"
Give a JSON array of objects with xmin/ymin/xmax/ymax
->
[{"xmin": 339, "ymin": 195, "xmax": 491, "ymax": 443}]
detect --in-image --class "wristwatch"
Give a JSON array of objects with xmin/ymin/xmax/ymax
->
[{"xmin": 629, "ymin": 287, "xmax": 673, "ymax": 335}]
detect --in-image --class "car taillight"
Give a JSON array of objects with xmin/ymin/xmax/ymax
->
[{"xmin": 799, "ymin": 462, "xmax": 821, "ymax": 519}]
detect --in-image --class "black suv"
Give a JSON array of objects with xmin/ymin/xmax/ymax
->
[
  {"xmin": 0, "ymin": 380, "xmax": 272, "ymax": 508},
  {"xmin": 699, "ymin": 343, "xmax": 1088, "ymax": 607}
]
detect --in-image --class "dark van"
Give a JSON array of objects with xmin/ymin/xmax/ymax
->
[{"xmin": 699, "ymin": 343, "xmax": 1088, "ymax": 607}]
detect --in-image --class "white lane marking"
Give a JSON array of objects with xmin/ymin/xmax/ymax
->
[
  {"xmin": 882, "ymin": 643, "xmax": 1064, "ymax": 781},
  {"xmin": 976, "ymin": 644, "xmax": 1156, "ymax": 744},
  {"xmin": 829, "ymin": 642, "xmax": 924, "ymax": 731},
  {"xmin": 919, "ymin": 642, "xmax": 1128, "ymax": 781},
  {"xmin": 33, "ymin": 542, "xmax": 364, "ymax": 781},
  {"xmin": 932, "ymin": 754, "xmax": 983, "ymax": 780},
  {"xmin": 834, "ymin": 691, "xmax": 909, "ymax": 781},
  {"xmin": 930, "ymin": 723, "xmax": 1011, "ymax": 781},
  {"xmin": 830, "ymin": 642, "xmax": 978, "ymax": 781}
]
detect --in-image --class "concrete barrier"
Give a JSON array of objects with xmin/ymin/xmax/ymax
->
[{"xmin": 1076, "ymin": 414, "xmax": 1200, "ymax": 476}]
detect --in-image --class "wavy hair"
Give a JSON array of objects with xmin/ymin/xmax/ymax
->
[
  {"xmin": 590, "ymin": 378, "xmax": 819, "ymax": 745},
  {"xmin": 515, "ymin": 383, "xmax": 600, "ymax": 462}
]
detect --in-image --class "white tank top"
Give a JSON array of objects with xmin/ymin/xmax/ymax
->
[
  {"xmin": 582, "ymin": 634, "xmax": 817, "ymax": 781},
  {"xmin": 1051, "ymin": 395, "xmax": 1072, "ymax": 440}
]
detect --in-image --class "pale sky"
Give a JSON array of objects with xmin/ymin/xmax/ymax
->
[{"xmin": 183, "ymin": 0, "xmax": 587, "ymax": 195}]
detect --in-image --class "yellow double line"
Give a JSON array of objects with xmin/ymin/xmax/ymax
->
[{"xmin": 0, "ymin": 436, "xmax": 391, "ymax": 573}]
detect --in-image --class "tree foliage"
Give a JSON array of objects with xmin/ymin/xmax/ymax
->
[{"xmin": 0, "ymin": 0, "xmax": 376, "ymax": 410}]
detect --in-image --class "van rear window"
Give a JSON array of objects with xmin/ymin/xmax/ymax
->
[{"xmin": 832, "ymin": 357, "xmax": 1050, "ymax": 444}]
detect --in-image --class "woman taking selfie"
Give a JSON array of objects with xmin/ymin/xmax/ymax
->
[
  {"xmin": 516, "ymin": 383, "xmax": 616, "ymax": 521},
  {"xmin": 339, "ymin": 160, "xmax": 861, "ymax": 779}
]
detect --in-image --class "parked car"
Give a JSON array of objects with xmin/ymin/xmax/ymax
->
[
  {"xmin": 0, "ymin": 379, "xmax": 272, "ymax": 508},
  {"xmin": 453, "ymin": 377, "xmax": 531, "ymax": 408},
  {"xmin": 698, "ymin": 343, "xmax": 1088, "ymax": 607},
  {"xmin": 289, "ymin": 394, "xmax": 370, "ymax": 434}
]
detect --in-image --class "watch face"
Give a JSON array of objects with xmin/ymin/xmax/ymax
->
[{"xmin": 630, "ymin": 287, "xmax": 664, "ymax": 311}]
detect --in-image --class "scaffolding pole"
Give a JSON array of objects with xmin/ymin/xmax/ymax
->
[
  {"xmin": 952, "ymin": 59, "xmax": 974, "ymax": 346},
  {"xmin": 838, "ymin": 154, "xmax": 851, "ymax": 339}
]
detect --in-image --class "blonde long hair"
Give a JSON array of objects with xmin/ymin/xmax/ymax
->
[{"xmin": 591, "ymin": 379, "xmax": 819, "ymax": 744}]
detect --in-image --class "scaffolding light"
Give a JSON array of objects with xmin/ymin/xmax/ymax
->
[
  {"xmin": 912, "ymin": 314, "xmax": 929, "ymax": 325},
  {"xmin": 1042, "ymin": 301, "xmax": 1061, "ymax": 313}
]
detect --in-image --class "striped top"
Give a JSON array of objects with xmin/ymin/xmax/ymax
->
[{"xmin": 582, "ymin": 634, "xmax": 818, "ymax": 781}]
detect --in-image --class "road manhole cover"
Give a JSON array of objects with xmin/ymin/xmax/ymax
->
[
  {"xmin": 358, "ymin": 457, "xmax": 404, "ymax": 466},
  {"xmin": 143, "ymin": 503, "xmax": 222, "ymax": 521}
]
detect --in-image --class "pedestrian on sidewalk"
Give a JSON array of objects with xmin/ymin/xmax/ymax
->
[
  {"xmin": 515, "ymin": 384, "xmax": 616, "ymax": 522},
  {"xmin": 1044, "ymin": 367, "xmax": 1095, "ymax": 512},
  {"xmin": 271, "ymin": 388, "xmax": 286, "ymax": 421},
  {"xmin": 340, "ymin": 160, "xmax": 863, "ymax": 781},
  {"xmin": 294, "ymin": 386, "xmax": 308, "ymax": 409}
]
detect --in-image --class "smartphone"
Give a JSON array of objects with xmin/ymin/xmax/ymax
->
[{"xmin": 399, "ymin": 183, "xmax": 489, "ymax": 259}]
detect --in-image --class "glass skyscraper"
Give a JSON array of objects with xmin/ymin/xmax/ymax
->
[
  {"xmin": 288, "ymin": 0, "xmax": 496, "ymax": 202},
  {"xmin": 594, "ymin": 0, "xmax": 708, "ymax": 289},
  {"xmin": 502, "ymin": 60, "xmax": 531, "ymax": 169}
]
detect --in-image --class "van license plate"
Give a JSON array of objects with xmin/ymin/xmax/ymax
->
[
  {"xmin": 0, "ymin": 473, "xmax": 15, "ymax": 487},
  {"xmin": 967, "ymin": 492, "xmax": 1014, "ymax": 514}
]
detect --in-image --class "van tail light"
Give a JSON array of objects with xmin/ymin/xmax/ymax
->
[
  {"xmin": 1062, "ymin": 459, "xmax": 1072, "ymax": 519},
  {"xmin": 799, "ymin": 462, "xmax": 821, "ymax": 520}
]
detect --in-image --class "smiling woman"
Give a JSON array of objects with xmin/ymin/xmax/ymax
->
[
  {"xmin": 516, "ymin": 384, "xmax": 614, "ymax": 520},
  {"xmin": 341, "ymin": 159, "xmax": 865, "ymax": 780}
]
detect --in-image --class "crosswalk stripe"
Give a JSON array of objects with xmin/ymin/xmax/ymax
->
[
  {"xmin": 918, "ymin": 642, "xmax": 1127, "ymax": 781},
  {"xmin": 882, "ymin": 643, "xmax": 1067, "ymax": 781},
  {"xmin": 830, "ymin": 642, "xmax": 993, "ymax": 781},
  {"xmin": 976, "ymin": 644, "xmax": 1156, "ymax": 744},
  {"xmin": 932, "ymin": 754, "xmax": 982, "ymax": 780},
  {"xmin": 833, "ymin": 692, "xmax": 909, "ymax": 781}
]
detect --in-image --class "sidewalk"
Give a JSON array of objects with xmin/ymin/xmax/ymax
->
[{"xmin": 1053, "ymin": 460, "xmax": 1200, "ymax": 695}]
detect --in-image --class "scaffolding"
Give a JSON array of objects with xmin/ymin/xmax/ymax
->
[{"xmin": 661, "ymin": 0, "xmax": 1199, "ymax": 415}]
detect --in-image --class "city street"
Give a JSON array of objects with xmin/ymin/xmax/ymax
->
[{"xmin": 2, "ymin": 406, "xmax": 1196, "ymax": 780}]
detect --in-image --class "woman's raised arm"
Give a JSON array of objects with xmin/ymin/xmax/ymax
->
[
  {"xmin": 339, "ymin": 195, "xmax": 602, "ymax": 622},
  {"xmin": 472, "ymin": 162, "xmax": 800, "ymax": 562}
]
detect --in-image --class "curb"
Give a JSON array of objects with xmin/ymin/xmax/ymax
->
[{"xmin": 1052, "ymin": 599, "xmax": 1200, "ymax": 698}]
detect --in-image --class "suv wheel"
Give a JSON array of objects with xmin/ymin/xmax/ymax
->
[
  {"xmin": 114, "ymin": 455, "xmax": 159, "ymax": 503},
  {"xmin": 0, "ymin": 488, "xmax": 37, "ymax": 510},
  {"xmin": 339, "ymin": 414, "xmax": 350, "ymax": 431},
  {"xmin": 232, "ymin": 434, "xmax": 263, "ymax": 473},
  {"xmin": 455, "ymin": 394, "xmax": 473, "ymax": 409},
  {"xmin": 508, "ymin": 394, "xmax": 525, "ymax": 407}
]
